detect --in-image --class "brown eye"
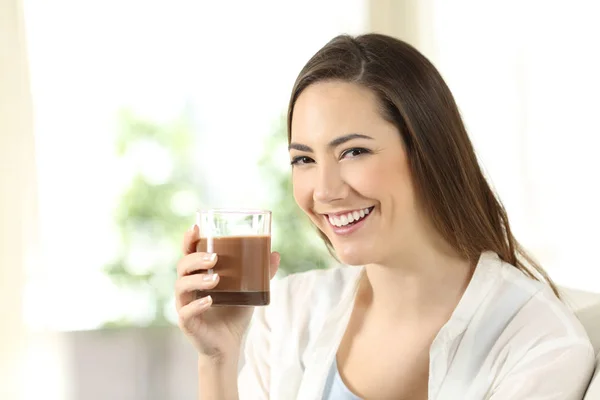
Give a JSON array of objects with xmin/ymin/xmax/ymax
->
[
  {"xmin": 291, "ymin": 156, "xmax": 314, "ymax": 166},
  {"xmin": 341, "ymin": 148, "xmax": 370, "ymax": 159}
]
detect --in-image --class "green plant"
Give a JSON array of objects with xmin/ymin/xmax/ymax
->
[
  {"xmin": 103, "ymin": 109, "xmax": 204, "ymax": 327},
  {"xmin": 103, "ymin": 111, "xmax": 332, "ymax": 328}
]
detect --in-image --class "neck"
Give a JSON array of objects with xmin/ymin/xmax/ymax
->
[{"xmin": 358, "ymin": 246, "xmax": 476, "ymax": 324}]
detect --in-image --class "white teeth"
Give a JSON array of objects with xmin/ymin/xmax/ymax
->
[
  {"xmin": 328, "ymin": 215, "xmax": 341, "ymax": 226},
  {"xmin": 328, "ymin": 207, "xmax": 373, "ymax": 228}
]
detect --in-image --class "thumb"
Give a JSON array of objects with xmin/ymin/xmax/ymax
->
[{"xmin": 269, "ymin": 251, "xmax": 280, "ymax": 279}]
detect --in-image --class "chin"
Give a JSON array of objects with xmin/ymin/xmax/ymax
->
[{"xmin": 332, "ymin": 244, "xmax": 375, "ymax": 266}]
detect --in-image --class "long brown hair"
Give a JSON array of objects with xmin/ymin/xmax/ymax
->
[{"xmin": 286, "ymin": 33, "xmax": 560, "ymax": 297}]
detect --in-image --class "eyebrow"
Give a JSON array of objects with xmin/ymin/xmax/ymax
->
[{"xmin": 288, "ymin": 133, "xmax": 374, "ymax": 152}]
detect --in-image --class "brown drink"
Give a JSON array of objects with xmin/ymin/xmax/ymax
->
[{"xmin": 196, "ymin": 235, "xmax": 271, "ymax": 306}]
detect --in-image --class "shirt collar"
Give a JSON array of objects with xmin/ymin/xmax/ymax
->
[{"xmin": 439, "ymin": 251, "xmax": 502, "ymax": 340}]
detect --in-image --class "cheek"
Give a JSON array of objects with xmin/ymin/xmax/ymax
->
[
  {"xmin": 292, "ymin": 172, "xmax": 313, "ymax": 212},
  {"xmin": 384, "ymin": 162, "xmax": 417, "ymax": 216},
  {"xmin": 347, "ymin": 156, "xmax": 415, "ymax": 210},
  {"xmin": 343, "ymin": 159, "xmax": 397, "ymax": 199}
]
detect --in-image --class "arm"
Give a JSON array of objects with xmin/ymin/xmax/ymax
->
[
  {"xmin": 195, "ymin": 305, "xmax": 272, "ymax": 400},
  {"xmin": 198, "ymin": 355, "xmax": 241, "ymax": 400},
  {"xmin": 489, "ymin": 341, "xmax": 595, "ymax": 400}
]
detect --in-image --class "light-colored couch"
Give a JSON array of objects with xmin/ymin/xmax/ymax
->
[{"xmin": 562, "ymin": 288, "xmax": 600, "ymax": 399}]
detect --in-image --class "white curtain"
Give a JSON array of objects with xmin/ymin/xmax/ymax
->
[
  {"xmin": 0, "ymin": 0, "xmax": 37, "ymax": 398},
  {"xmin": 430, "ymin": 1, "xmax": 600, "ymax": 290},
  {"xmin": 367, "ymin": 0, "xmax": 435, "ymax": 59}
]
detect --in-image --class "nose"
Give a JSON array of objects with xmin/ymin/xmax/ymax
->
[{"xmin": 313, "ymin": 163, "xmax": 348, "ymax": 203}]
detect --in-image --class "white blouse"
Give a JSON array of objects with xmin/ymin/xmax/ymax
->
[{"xmin": 238, "ymin": 252, "xmax": 595, "ymax": 399}]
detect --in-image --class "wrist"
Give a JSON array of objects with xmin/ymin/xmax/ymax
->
[
  {"xmin": 197, "ymin": 348, "xmax": 240, "ymax": 370},
  {"xmin": 197, "ymin": 353, "xmax": 240, "ymax": 400}
]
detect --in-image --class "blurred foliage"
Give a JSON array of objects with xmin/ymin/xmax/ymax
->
[
  {"xmin": 103, "ymin": 111, "xmax": 332, "ymax": 328},
  {"xmin": 103, "ymin": 109, "xmax": 204, "ymax": 327},
  {"xmin": 259, "ymin": 116, "xmax": 333, "ymax": 276}
]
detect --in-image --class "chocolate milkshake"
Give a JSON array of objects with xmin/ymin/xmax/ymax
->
[{"xmin": 196, "ymin": 235, "xmax": 271, "ymax": 306}]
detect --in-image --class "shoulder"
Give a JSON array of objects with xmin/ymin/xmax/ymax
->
[
  {"xmin": 482, "ymin": 260, "xmax": 596, "ymax": 397},
  {"xmin": 497, "ymin": 259, "xmax": 591, "ymax": 346},
  {"xmin": 484, "ymin": 258, "xmax": 594, "ymax": 383},
  {"xmin": 452, "ymin": 255, "xmax": 595, "ymax": 397},
  {"xmin": 469, "ymin": 253, "xmax": 591, "ymax": 345}
]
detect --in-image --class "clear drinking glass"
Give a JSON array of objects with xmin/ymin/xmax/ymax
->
[{"xmin": 195, "ymin": 209, "xmax": 271, "ymax": 306}]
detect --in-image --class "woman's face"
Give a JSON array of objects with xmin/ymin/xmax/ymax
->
[{"xmin": 289, "ymin": 81, "xmax": 422, "ymax": 266}]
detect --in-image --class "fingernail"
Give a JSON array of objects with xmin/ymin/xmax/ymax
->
[
  {"xmin": 202, "ymin": 253, "xmax": 216, "ymax": 262},
  {"xmin": 198, "ymin": 295, "xmax": 212, "ymax": 306},
  {"xmin": 202, "ymin": 273, "xmax": 218, "ymax": 282},
  {"xmin": 189, "ymin": 224, "xmax": 197, "ymax": 233}
]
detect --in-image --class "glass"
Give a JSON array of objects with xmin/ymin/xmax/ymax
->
[{"xmin": 195, "ymin": 209, "xmax": 271, "ymax": 306}]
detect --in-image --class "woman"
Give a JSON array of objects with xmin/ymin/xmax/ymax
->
[{"xmin": 175, "ymin": 34, "xmax": 594, "ymax": 399}]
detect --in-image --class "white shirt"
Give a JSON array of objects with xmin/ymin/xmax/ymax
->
[{"xmin": 238, "ymin": 252, "xmax": 595, "ymax": 399}]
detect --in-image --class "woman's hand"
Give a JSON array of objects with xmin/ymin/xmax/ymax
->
[{"xmin": 175, "ymin": 224, "xmax": 280, "ymax": 363}]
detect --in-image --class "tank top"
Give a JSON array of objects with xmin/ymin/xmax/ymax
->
[{"xmin": 322, "ymin": 358, "xmax": 362, "ymax": 400}]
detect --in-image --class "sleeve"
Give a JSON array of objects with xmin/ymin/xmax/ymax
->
[
  {"xmin": 237, "ymin": 302, "xmax": 272, "ymax": 400},
  {"xmin": 489, "ymin": 341, "xmax": 595, "ymax": 400}
]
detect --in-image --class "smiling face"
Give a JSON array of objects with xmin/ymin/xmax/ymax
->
[{"xmin": 289, "ymin": 81, "xmax": 424, "ymax": 266}]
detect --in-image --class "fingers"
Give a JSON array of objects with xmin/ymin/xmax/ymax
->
[
  {"xmin": 177, "ymin": 252, "xmax": 218, "ymax": 277},
  {"xmin": 175, "ymin": 273, "xmax": 220, "ymax": 309},
  {"xmin": 182, "ymin": 224, "xmax": 200, "ymax": 255},
  {"xmin": 269, "ymin": 251, "xmax": 280, "ymax": 279},
  {"xmin": 178, "ymin": 295, "xmax": 213, "ymax": 329}
]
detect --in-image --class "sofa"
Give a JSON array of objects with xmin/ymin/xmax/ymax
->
[{"xmin": 563, "ymin": 288, "xmax": 600, "ymax": 398}]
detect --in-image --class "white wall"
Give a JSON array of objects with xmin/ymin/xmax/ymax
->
[
  {"xmin": 369, "ymin": 0, "xmax": 600, "ymax": 291},
  {"xmin": 0, "ymin": 0, "xmax": 34, "ymax": 397}
]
